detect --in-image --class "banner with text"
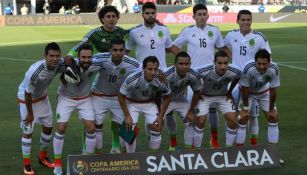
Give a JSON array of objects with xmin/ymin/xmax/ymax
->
[
  {"xmin": 67, "ymin": 144, "xmax": 280, "ymax": 175},
  {"xmin": 157, "ymin": 13, "xmax": 237, "ymax": 24}
]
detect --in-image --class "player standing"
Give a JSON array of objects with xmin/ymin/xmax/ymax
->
[
  {"xmin": 18, "ymin": 42, "xmax": 61, "ymax": 175},
  {"xmin": 225, "ymin": 10, "xmax": 272, "ymax": 145},
  {"xmin": 126, "ymin": 2, "xmax": 173, "ymax": 70}
]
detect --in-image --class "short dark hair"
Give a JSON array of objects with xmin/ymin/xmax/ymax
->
[
  {"xmin": 175, "ymin": 51, "xmax": 191, "ymax": 63},
  {"xmin": 77, "ymin": 43, "xmax": 93, "ymax": 56},
  {"xmin": 98, "ymin": 6, "xmax": 120, "ymax": 24},
  {"xmin": 142, "ymin": 2, "xmax": 156, "ymax": 13},
  {"xmin": 110, "ymin": 38, "xmax": 125, "ymax": 48},
  {"xmin": 143, "ymin": 56, "xmax": 159, "ymax": 68},
  {"xmin": 255, "ymin": 49, "xmax": 270, "ymax": 62},
  {"xmin": 193, "ymin": 4, "xmax": 207, "ymax": 15},
  {"xmin": 45, "ymin": 42, "xmax": 61, "ymax": 55},
  {"xmin": 214, "ymin": 50, "xmax": 229, "ymax": 62},
  {"xmin": 237, "ymin": 9, "xmax": 252, "ymax": 21}
]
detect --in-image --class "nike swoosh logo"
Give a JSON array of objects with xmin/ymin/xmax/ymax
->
[{"xmin": 269, "ymin": 14, "xmax": 291, "ymax": 23}]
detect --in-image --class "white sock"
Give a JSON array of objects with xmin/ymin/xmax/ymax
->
[
  {"xmin": 268, "ymin": 122, "xmax": 279, "ymax": 143},
  {"xmin": 149, "ymin": 130, "xmax": 161, "ymax": 150},
  {"xmin": 184, "ymin": 122, "xmax": 194, "ymax": 147},
  {"xmin": 225, "ymin": 127, "xmax": 237, "ymax": 147},
  {"xmin": 249, "ymin": 116, "xmax": 259, "ymax": 136},
  {"xmin": 95, "ymin": 128, "xmax": 103, "ymax": 152},
  {"xmin": 86, "ymin": 132, "xmax": 96, "ymax": 154},
  {"xmin": 193, "ymin": 126, "xmax": 204, "ymax": 148},
  {"xmin": 21, "ymin": 137, "xmax": 32, "ymax": 158},
  {"xmin": 40, "ymin": 132, "xmax": 52, "ymax": 151},
  {"xmin": 53, "ymin": 132, "xmax": 64, "ymax": 156},
  {"xmin": 125, "ymin": 139, "xmax": 137, "ymax": 153},
  {"xmin": 236, "ymin": 124, "xmax": 247, "ymax": 144}
]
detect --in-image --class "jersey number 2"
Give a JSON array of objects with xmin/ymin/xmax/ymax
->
[{"xmin": 151, "ymin": 39, "xmax": 155, "ymax": 49}]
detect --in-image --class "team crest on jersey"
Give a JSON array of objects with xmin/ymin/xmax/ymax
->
[
  {"xmin": 249, "ymin": 38, "xmax": 255, "ymax": 48},
  {"xmin": 158, "ymin": 31, "xmax": 163, "ymax": 40},
  {"xmin": 139, "ymin": 34, "xmax": 144, "ymax": 38},
  {"xmin": 119, "ymin": 68, "xmax": 126, "ymax": 76},
  {"xmin": 101, "ymin": 38, "xmax": 107, "ymax": 43},
  {"xmin": 208, "ymin": 31, "xmax": 214, "ymax": 39}
]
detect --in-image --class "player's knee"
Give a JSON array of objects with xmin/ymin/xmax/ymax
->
[
  {"xmin": 56, "ymin": 124, "xmax": 67, "ymax": 135},
  {"xmin": 148, "ymin": 123, "xmax": 159, "ymax": 132},
  {"xmin": 227, "ymin": 118, "xmax": 237, "ymax": 129},
  {"xmin": 196, "ymin": 116, "xmax": 206, "ymax": 129},
  {"xmin": 42, "ymin": 126, "xmax": 53, "ymax": 135},
  {"xmin": 238, "ymin": 115, "xmax": 249, "ymax": 125},
  {"xmin": 268, "ymin": 117, "xmax": 278, "ymax": 123}
]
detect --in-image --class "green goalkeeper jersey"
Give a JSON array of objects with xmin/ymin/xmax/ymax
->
[{"xmin": 69, "ymin": 26, "xmax": 128, "ymax": 57}]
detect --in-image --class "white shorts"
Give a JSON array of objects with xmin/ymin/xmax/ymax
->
[
  {"xmin": 165, "ymin": 101, "xmax": 190, "ymax": 120},
  {"xmin": 240, "ymin": 91, "xmax": 276, "ymax": 112},
  {"xmin": 92, "ymin": 95, "xmax": 124, "ymax": 125},
  {"xmin": 127, "ymin": 101, "xmax": 159, "ymax": 125},
  {"xmin": 196, "ymin": 95, "xmax": 236, "ymax": 116},
  {"xmin": 56, "ymin": 95, "xmax": 94, "ymax": 123},
  {"xmin": 19, "ymin": 96, "xmax": 53, "ymax": 132}
]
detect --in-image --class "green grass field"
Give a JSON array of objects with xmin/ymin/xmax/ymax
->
[{"xmin": 0, "ymin": 23, "xmax": 307, "ymax": 175}]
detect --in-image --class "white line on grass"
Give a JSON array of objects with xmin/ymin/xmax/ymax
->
[
  {"xmin": 277, "ymin": 61, "xmax": 307, "ymax": 64},
  {"xmin": 0, "ymin": 57, "xmax": 37, "ymax": 62},
  {"xmin": 0, "ymin": 38, "xmax": 80, "ymax": 47},
  {"xmin": 277, "ymin": 63, "xmax": 307, "ymax": 71}
]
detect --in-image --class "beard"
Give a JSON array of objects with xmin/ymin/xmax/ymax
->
[
  {"xmin": 145, "ymin": 18, "xmax": 156, "ymax": 25},
  {"xmin": 80, "ymin": 62, "xmax": 91, "ymax": 70}
]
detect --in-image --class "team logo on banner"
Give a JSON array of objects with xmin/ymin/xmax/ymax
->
[{"xmin": 73, "ymin": 160, "xmax": 89, "ymax": 175}]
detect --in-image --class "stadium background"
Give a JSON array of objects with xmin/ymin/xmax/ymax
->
[{"xmin": 0, "ymin": 0, "xmax": 307, "ymax": 174}]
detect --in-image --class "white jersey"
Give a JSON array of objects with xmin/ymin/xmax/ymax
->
[
  {"xmin": 240, "ymin": 61, "xmax": 280, "ymax": 93},
  {"xmin": 91, "ymin": 52, "xmax": 141, "ymax": 95},
  {"xmin": 126, "ymin": 23, "xmax": 172, "ymax": 70},
  {"xmin": 225, "ymin": 29, "xmax": 271, "ymax": 70},
  {"xmin": 165, "ymin": 66, "xmax": 202, "ymax": 101},
  {"xmin": 18, "ymin": 59, "xmax": 60, "ymax": 100},
  {"xmin": 120, "ymin": 70, "xmax": 171, "ymax": 101},
  {"xmin": 196, "ymin": 64, "xmax": 241, "ymax": 96},
  {"xmin": 173, "ymin": 24, "xmax": 225, "ymax": 68},
  {"xmin": 58, "ymin": 59, "xmax": 102, "ymax": 98}
]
